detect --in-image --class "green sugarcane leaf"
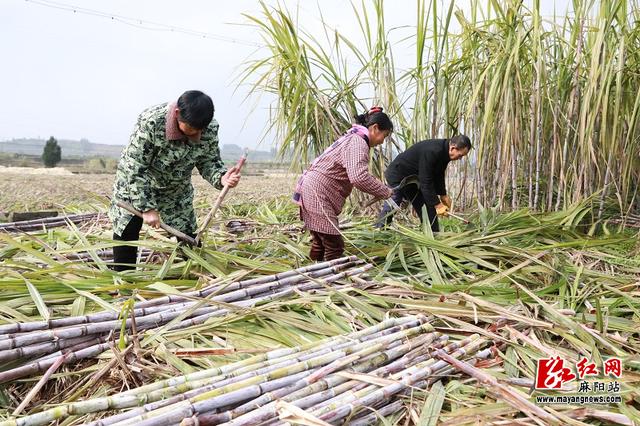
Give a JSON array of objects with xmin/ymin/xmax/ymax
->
[
  {"xmin": 23, "ymin": 276, "xmax": 49, "ymax": 321},
  {"xmin": 418, "ymin": 380, "xmax": 446, "ymax": 426}
]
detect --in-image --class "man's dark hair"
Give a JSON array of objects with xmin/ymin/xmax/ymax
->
[
  {"xmin": 177, "ymin": 90, "xmax": 214, "ymax": 130},
  {"xmin": 449, "ymin": 134, "xmax": 472, "ymax": 150}
]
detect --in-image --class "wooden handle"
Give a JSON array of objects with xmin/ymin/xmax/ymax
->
[
  {"xmin": 116, "ymin": 200, "xmax": 197, "ymax": 246},
  {"xmin": 195, "ymin": 152, "xmax": 248, "ymax": 244}
]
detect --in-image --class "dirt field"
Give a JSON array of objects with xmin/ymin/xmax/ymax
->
[{"xmin": 0, "ymin": 170, "xmax": 297, "ymax": 212}]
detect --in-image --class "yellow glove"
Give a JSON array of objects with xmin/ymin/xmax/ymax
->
[
  {"xmin": 440, "ymin": 195, "xmax": 452, "ymax": 209},
  {"xmin": 435, "ymin": 203, "xmax": 449, "ymax": 217}
]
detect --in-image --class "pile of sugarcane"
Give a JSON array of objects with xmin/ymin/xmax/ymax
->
[
  {"xmin": 0, "ymin": 213, "xmax": 103, "ymax": 233},
  {"xmin": 0, "ymin": 256, "xmax": 373, "ymax": 384},
  {"xmin": 56, "ymin": 247, "xmax": 155, "ymax": 263},
  {"xmin": 0, "ymin": 315, "xmax": 493, "ymax": 426},
  {"xmin": 225, "ymin": 219, "xmax": 301, "ymax": 235},
  {"xmin": 225, "ymin": 219, "xmax": 260, "ymax": 233}
]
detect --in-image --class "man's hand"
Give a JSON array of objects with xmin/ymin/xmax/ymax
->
[
  {"xmin": 440, "ymin": 195, "xmax": 452, "ymax": 209},
  {"xmin": 435, "ymin": 203, "xmax": 449, "ymax": 217},
  {"xmin": 142, "ymin": 209, "xmax": 161, "ymax": 228},
  {"xmin": 221, "ymin": 166, "xmax": 241, "ymax": 188}
]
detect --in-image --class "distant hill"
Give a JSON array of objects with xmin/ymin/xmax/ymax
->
[
  {"xmin": 0, "ymin": 138, "xmax": 122, "ymax": 158},
  {"xmin": 0, "ymin": 138, "xmax": 280, "ymax": 162}
]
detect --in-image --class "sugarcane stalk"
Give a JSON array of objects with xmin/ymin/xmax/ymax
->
[
  {"xmin": 305, "ymin": 337, "xmax": 471, "ymax": 416},
  {"xmin": 306, "ymin": 336, "xmax": 482, "ymax": 418},
  {"xmin": 0, "ymin": 261, "xmax": 369, "ymax": 354},
  {"xmin": 118, "ymin": 315, "xmax": 420, "ymax": 398},
  {"xmin": 135, "ymin": 256, "xmax": 358, "ymax": 309},
  {"xmin": 0, "ymin": 258, "xmax": 360, "ymax": 336},
  {"xmin": 106, "ymin": 323, "xmax": 437, "ymax": 426},
  {"xmin": 81, "ymin": 317, "xmax": 423, "ymax": 426},
  {"xmin": 215, "ymin": 335, "xmax": 440, "ymax": 426},
  {"xmin": 96, "ymin": 322, "xmax": 431, "ymax": 426},
  {"xmin": 0, "ymin": 334, "xmax": 106, "ymax": 364},
  {"xmin": 0, "ymin": 299, "xmax": 196, "ymax": 337},
  {"xmin": 115, "ymin": 200, "xmax": 197, "ymax": 246},
  {"xmin": 105, "ymin": 336, "xmax": 421, "ymax": 426},
  {"xmin": 12, "ymin": 353, "xmax": 68, "ymax": 415},
  {"xmin": 311, "ymin": 338, "xmax": 488, "ymax": 423},
  {"xmin": 132, "ymin": 262, "xmax": 374, "ymax": 338},
  {"xmin": 0, "ymin": 303, "xmax": 227, "ymax": 353},
  {"xmin": 4, "ymin": 317, "xmax": 426, "ymax": 426},
  {"xmin": 59, "ymin": 248, "xmax": 153, "ymax": 262},
  {"xmin": 195, "ymin": 153, "xmax": 248, "ymax": 245},
  {"xmin": 436, "ymin": 349, "xmax": 559, "ymax": 423},
  {"xmin": 189, "ymin": 335, "xmax": 448, "ymax": 426},
  {"xmin": 0, "ymin": 213, "xmax": 99, "ymax": 229},
  {"xmin": 0, "ymin": 339, "xmax": 114, "ymax": 384},
  {"xmin": 346, "ymin": 355, "xmax": 493, "ymax": 426},
  {"xmin": 204, "ymin": 260, "xmax": 366, "ymax": 304}
]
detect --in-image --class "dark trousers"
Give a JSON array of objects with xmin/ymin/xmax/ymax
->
[
  {"xmin": 309, "ymin": 231, "xmax": 345, "ymax": 261},
  {"xmin": 375, "ymin": 185, "xmax": 439, "ymax": 232},
  {"xmin": 112, "ymin": 216, "xmax": 144, "ymax": 272},
  {"xmin": 112, "ymin": 217, "xmax": 197, "ymax": 271}
]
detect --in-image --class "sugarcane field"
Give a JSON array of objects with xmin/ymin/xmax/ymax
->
[{"xmin": 1, "ymin": 0, "xmax": 639, "ymax": 425}]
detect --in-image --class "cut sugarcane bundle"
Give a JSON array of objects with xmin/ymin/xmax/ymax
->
[
  {"xmin": 55, "ymin": 248, "xmax": 154, "ymax": 263},
  {"xmin": 0, "ymin": 213, "xmax": 103, "ymax": 232},
  {"xmin": 0, "ymin": 256, "xmax": 373, "ymax": 384},
  {"xmin": 0, "ymin": 315, "xmax": 491, "ymax": 426}
]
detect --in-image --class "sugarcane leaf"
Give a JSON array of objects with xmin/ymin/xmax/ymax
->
[
  {"xmin": 147, "ymin": 281, "xmax": 183, "ymax": 296},
  {"xmin": 22, "ymin": 276, "xmax": 49, "ymax": 321},
  {"xmin": 70, "ymin": 296, "xmax": 86, "ymax": 317},
  {"xmin": 418, "ymin": 380, "xmax": 446, "ymax": 426},
  {"xmin": 276, "ymin": 400, "xmax": 332, "ymax": 426},
  {"xmin": 66, "ymin": 286, "xmax": 118, "ymax": 313}
]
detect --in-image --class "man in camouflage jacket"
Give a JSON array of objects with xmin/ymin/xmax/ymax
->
[{"xmin": 109, "ymin": 90, "xmax": 240, "ymax": 271}]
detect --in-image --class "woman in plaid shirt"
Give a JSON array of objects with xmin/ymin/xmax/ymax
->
[{"xmin": 294, "ymin": 107, "xmax": 394, "ymax": 261}]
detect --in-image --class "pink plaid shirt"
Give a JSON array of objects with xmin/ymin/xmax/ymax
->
[{"xmin": 299, "ymin": 133, "xmax": 391, "ymax": 235}]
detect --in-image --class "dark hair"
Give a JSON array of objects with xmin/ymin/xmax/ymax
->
[
  {"xmin": 449, "ymin": 134, "xmax": 472, "ymax": 150},
  {"xmin": 354, "ymin": 106, "xmax": 393, "ymax": 131},
  {"xmin": 176, "ymin": 90, "xmax": 214, "ymax": 130}
]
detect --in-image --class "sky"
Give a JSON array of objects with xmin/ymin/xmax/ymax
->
[{"xmin": 0, "ymin": 0, "xmax": 573, "ymax": 150}]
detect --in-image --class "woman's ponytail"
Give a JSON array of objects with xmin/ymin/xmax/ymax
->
[{"xmin": 354, "ymin": 106, "xmax": 393, "ymax": 131}]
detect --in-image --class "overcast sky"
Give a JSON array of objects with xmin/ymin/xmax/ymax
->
[{"xmin": 0, "ymin": 0, "xmax": 572, "ymax": 149}]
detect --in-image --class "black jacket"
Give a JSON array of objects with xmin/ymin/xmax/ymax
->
[{"xmin": 385, "ymin": 139, "xmax": 450, "ymax": 206}]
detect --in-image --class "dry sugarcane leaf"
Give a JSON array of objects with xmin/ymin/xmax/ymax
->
[
  {"xmin": 335, "ymin": 371, "xmax": 399, "ymax": 387},
  {"xmin": 171, "ymin": 347, "xmax": 266, "ymax": 357},
  {"xmin": 275, "ymin": 400, "xmax": 333, "ymax": 426}
]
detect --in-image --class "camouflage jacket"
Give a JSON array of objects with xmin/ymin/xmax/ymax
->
[{"xmin": 108, "ymin": 102, "xmax": 226, "ymax": 236}]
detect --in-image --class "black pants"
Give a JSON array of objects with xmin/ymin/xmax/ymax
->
[
  {"xmin": 309, "ymin": 231, "xmax": 345, "ymax": 261},
  {"xmin": 375, "ymin": 184, "xmax": 439, "ymax": 232},
  {"xmin": 112, "ymin": 216, "xmax": 144, "ymax": 272},
  {"xmin": 112, "ymin": 217, "xmax": 197, "ymax": 271}
]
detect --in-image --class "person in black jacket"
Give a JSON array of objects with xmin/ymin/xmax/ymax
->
[{"xmin": 376, "ymin": 135, "xmax": 471, "ymax": 232}]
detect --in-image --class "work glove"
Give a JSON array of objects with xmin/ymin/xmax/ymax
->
[
  {"xmin": 440, "ymin": 195, "xmax": 452, "ymax": 209},
  {"xmin": 435, "ymin": 203, "xmax": 449, "ymax": 217}
]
